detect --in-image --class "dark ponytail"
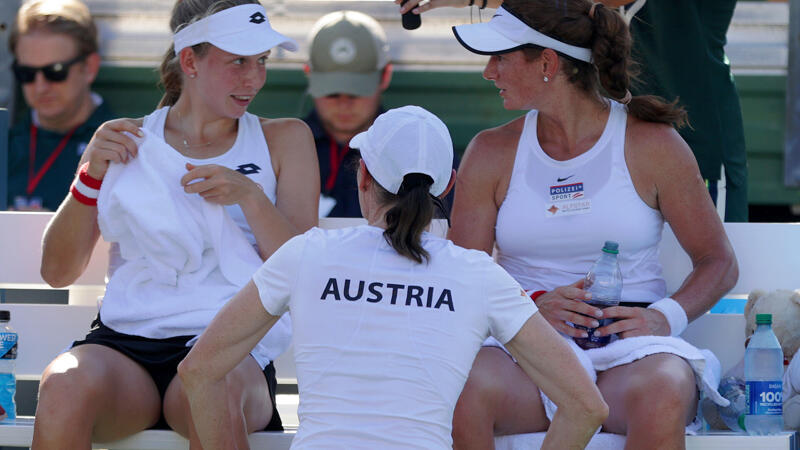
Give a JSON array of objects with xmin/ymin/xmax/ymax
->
[
  {"xmin": 589, "ymin": 3, "xmax": 687, "ymax": 127},
  {"xmin": 376, "ymin": 173, "xmax": 435, "ymax": 264},
  {"xmin": 505, "ymin": 0, "xmax": 687, "ymax": 128}
]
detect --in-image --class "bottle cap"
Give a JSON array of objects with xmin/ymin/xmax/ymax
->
[
  {"xmin": 602, "ymin": 241, "xmax": 619, "ymax": 254},
  {"xmin": 755, "ymin": 313, "xmax": 772, "ymax": 325},
  {"xmin": 0, "ymin": 311, "xmax": 9, "ymax": 321}
]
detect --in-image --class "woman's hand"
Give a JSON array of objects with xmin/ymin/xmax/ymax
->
[
  {"xmin": 396, "ymin": 0, "xmax": 503, "ymax": 13},
  {"xmin": 595, "ymin": 306, "xmax": 670, "ymax": 338},
  {"xmin": 82, "ymin": 119, "xmax": 142, "ymax": 180},
  {"xmin": 181, "ymin": 163, "xmax": 264, "ymax": 207},
  {"xmin": 534, "ymin": 279, "xmax": 603, "ymax": 338},
  {"xmin": 396, "ymin": 0, "xmax": 478, "ymax": 14}
]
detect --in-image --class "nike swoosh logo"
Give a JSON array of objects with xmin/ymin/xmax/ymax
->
[{"xmin": 557, "ymin": 175, "xmax": 574, "ymax": 182}]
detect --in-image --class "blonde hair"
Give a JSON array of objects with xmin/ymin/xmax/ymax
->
[
  {"xmin": 157, "ymin": 0, "xmax": 259, "ymax": 108},
  {"xmin": 9, "ymin": 0, "xmax": 98, "ymax": 57}
]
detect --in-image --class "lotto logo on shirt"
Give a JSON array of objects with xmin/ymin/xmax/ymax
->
[{"xmin": 549, "ymin": 183, "xmax": 584, "ymax": 201}]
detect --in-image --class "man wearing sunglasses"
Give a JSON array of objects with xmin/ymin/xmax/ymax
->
[{"xmin": 7, "ymin": 0, "xmax": 114, "ymax": 211}]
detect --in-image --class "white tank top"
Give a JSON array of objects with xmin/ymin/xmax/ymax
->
[
  {"xmin": 108, "ymin": 109, "xmax": 279, "ymax": 273},
  {"xmin": 144, "ymin": 107, "xmax": 278, "ymax": 246},
  {"xmin": 495, "ymin": 101, "xmax": 666, "ymax": 302}
]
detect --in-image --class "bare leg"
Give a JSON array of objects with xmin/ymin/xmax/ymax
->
[
  {"xmin": 32, "ymin": 344, "xmax": 161, "ymax": 449},
  {"xmin": 452, "ymin": 347, "xmax": 549, "ymax": 450},
  {"xmin": 164, "ymin": 355, "xmax": 272, "ymax": 450},
  {"xmin": 597, "ymin": 353, "xmax": 698, "ymax": 450}
]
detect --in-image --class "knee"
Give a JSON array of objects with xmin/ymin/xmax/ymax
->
[
  {"xmin": 224, "ymin": 365, "xmax": 271, "ymax": 432},
  {"xmin": 456, "ymin": 365, "xmax": 506, "ymax": 416},
  {"xmin": 37, "ymin": 365, "xmax": 103, "ymax": 420},
  {"xmin": 624, "ymin": 360, "xmax": 696, "ymax": 419},
  {"xmin": 453, "ymin": 363, "xmax": 508, "ymax": 433},
  {"xmin": 224, "ymin": 369, "xmax": 248, "ymax": 401}
]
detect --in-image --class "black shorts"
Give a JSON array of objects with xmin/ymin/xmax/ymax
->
[
  {"xmin": 619, "ymin": 301, "xmax": 652, "ymax": 309},
  {"xmin": 72, "ymin": 316, "xmax": 283, "ymax": 431}
]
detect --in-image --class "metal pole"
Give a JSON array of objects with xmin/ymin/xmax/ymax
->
[{"xmin": 785, "ymin": 0, "xmax": 800, "ymax": 187}]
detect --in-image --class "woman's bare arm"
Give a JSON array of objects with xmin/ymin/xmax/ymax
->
[
  {"xmin": 240, "ymin": 118, "xmax": 318, "ymax": 260},
  {"xmin": 448, "ymin": 124, "xmax": 519, "ymax": 254},
  {"xmin": 600, "ymin": 121, "xmax": 738, "ymax": 338},
  {"xmin": 178, "ymin": 281, "xmax": 279, "ymax": 449},
  {"xmin": 41, "ymin": 119, "xmax": 142, "ymax": 287},
  {"xmin": 506, "ymin": 313, "xmax": 608, "ymax": 449}
]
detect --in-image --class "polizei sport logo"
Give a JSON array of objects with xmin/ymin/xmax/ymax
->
[
  {"xmin": 320, "ymin": 278, "xmax": 455, "ymax": 312},
  {"xmin": 550, "ymin": 182, "xmax": 584, "ymax": 201}
]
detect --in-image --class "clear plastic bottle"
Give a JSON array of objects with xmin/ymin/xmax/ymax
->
[
  {"xmin": 0, "ymin": 310, "xmax": 16, "ymax": 422},
  {"xmin": 745, "ymin": 313, "xmax": 783, "ymax": 435},
  {"xmin": 574, "ymin": 241, "xmax": 622, "ymax": 350},
  {"xmin": 718, "ymin": 376, "xmax": 746, "ymax": 432}
]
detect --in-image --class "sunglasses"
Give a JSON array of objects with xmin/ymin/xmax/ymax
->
[{"xmin": 12, "ymin": 54, "xmax": 87, "ymax": 84}]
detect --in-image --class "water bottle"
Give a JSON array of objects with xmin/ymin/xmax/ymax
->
[
  {"xmin": 717, "ymin": 376, "xmax": 746, "ymax": 431},
  {"xmin": 745, "ymin": 313, "xmax": 783, "ymax": 434},
  {"xmin": 0, "ymin": 310, "xmax": 16, "ymax": 422},
  {"xmin": 574, "ymin": 241, "xmax": 622, "ymax": 350}
]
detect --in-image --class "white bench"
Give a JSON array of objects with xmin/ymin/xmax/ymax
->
[{"xmin": 0, "ymin": 212, "xmax": 797, "ymax": 449}]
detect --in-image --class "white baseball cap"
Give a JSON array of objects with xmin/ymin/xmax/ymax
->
[
  {"xmin": 350, "ymin": 106, "xmax": 453, "ymax": 197},
  {"xmin": 174, "ymin": 4, "xmax": 298, "ymax": 56},
  {"xmin": 453, "ymin": 5, "xmax": 592, "ymax": 63}
]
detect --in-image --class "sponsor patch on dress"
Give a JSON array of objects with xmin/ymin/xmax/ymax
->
[{"xmin": 546, "ymin": 182, "xmax": 591, "ymax": 217}]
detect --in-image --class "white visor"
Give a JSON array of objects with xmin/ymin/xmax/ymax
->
[
  {"xmin": 453, "ymin": 5, "xmax": 592, "ymax": 63},
  {"xmin": 174, "ymin": 4, "xmax": 298, "ymax": 56}
]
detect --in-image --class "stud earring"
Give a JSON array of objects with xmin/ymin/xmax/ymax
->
[
  {"xmin": 543, "ymin": 76, "xmax": 549, "ymax": 83},
  {"xmin": 189, "ymin": 73, "xmax": 196, "ymax": 79}
]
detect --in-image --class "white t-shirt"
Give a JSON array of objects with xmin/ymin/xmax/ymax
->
[{"xmin": 253, "ymin": 225, "xmax": 537, "ymax": 449}]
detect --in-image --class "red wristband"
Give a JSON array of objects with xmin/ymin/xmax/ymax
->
[
  {"xmin": 70, "ymin": 162, "xmax": 102, "ymax": 206},
  {"xmin": 529, "ymin": 290, "xmax": 546, "ymax": 302}
]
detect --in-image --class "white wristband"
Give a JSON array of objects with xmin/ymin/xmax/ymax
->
[{"xmin": 647, "ymin": 297, "xmax": 688, "ymax": 337}]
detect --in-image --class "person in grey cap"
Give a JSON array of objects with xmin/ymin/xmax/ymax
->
[{"xmin": 302, "ymin": 10, "xmax": 393, "ymax": 218}]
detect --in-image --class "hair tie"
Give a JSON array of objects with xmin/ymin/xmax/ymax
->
[
  {"xmin": 588, "ymin": 3, "xmax": 602, "ymax": 19},
  {"xmin": 397, "ymin": 173, "xmax": 433, "ymax": 196},
  {"xmin": 620, "ymin": 90, "xmax": 632, "ymax": 105}
]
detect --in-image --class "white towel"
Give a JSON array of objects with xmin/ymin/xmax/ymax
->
[
  {"xmin": 95, "ymin": 129, "xmax": 290, "ymax": 365},
  {"xmin": 515, "ymin": 335, "xmax": 727, "ymax": 434},
  {"xmin": 98, "ymin": 129, "xmax": 262, "ymax": 288},
  {"xmin": 585, "ymin": 336, "xmax": 727, "ymax": 407}
]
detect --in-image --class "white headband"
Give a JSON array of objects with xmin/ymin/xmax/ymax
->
[
  {"xmin": 173, "ymin": 4, "xmax": 297, "ymax": 56},
  {"xmin": 453, "ymin": 5, "xmax": 592, "ymax": 63}
]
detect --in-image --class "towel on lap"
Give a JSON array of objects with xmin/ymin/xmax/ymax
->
[{"xmin": 585, "ymin": 335, "xmax": 727, "ymax": 407}]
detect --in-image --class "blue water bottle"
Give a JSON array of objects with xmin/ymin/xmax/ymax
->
[
  {"xmin": 0, "ymin": 310, "xmax": 16, "ymax": 422},
  {"xmin": 574, "ymin": 241, "xmax": 622, "ymax": 350},
  {"xmin": 745, "ymin": 313, "xmax": 783, "ymax": 434}
]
